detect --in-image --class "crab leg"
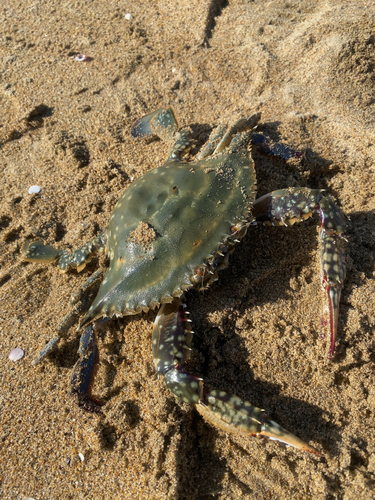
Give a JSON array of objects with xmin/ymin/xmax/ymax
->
[
  {"xmin": 198, "ymin": 113, "xmax": 261, "ymax": 160},
  {"xmin": 23, "ymin": 230, "xmax": 108, "ymax": 273},
  {"xmin": 31, "ymin": 269, "xmax": 103, "ymax": 365},
  {"xmin": 23, "ymin": 233, "xmax": 107, "ymax": 363},
  {"xmin": 251, "ymin": 132, "xmax": 304, "ymax": 161},
  {"xmin": 33, "ymin": 293, "xmax": 93, "ymax": 365},
  {"xmin": 152, "ymin": 299, "xmax": 320, "ymax": 454},
  {"xmin": 131, "ymin": 108, "xmax": 179, "ymax": 142},
  {"xmin": 252, "ymin": 188, "xmax": 346, "ymax": 356},
  {"xmin": 131, "ymin": 107, "xmax": 194, "ymax": 162},
  {"xmin": 70, "ymin": 323, "xmax": 104, "ymax": 412}
]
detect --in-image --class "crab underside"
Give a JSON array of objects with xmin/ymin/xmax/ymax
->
[{"xmin": 23, "ymin": 108, "xmax": 347, "ymax": 455}]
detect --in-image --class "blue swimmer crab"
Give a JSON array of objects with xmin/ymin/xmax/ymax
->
[{"xmin": 23, "ymin": 108, "xmax": 347, "ymax": 455}]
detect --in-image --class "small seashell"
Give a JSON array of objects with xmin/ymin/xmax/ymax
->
[
  {"xmin": 78, "ymin": 452, "xmax": 85, "ymax": 462},
  {"xmin": 75, "ymin": 54, "xmax": 88, "ymax": 62},
  {"xmin": 125, "ymin": 13, "xmax": 132, "ymax": 20},
  {"xmin": 9, "ymin": 347, "xmax": 25, "ymax": 361},
  {"xmin": 28, "ymin": 185, "xmax": 41, "ymax": 194}
]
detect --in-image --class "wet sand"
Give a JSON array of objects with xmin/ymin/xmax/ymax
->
[{"xmin": 1, "ymin": 1, "xmax": 375, "ymax": 498}]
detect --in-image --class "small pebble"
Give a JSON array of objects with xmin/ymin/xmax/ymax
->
[
  {"xmin": 75, "ymin": 54, "xmax": 88, "ymax": 62},
  {"xmin": 78, "ymin": 452, "xmax": 85, "ymax": 462},
  {"xmin": 9, "ymin": 347, "xmax": 25, "ymax": 361},
  {"xmin": 125, "ymin": 13, "xmax": 132, "ymax": 20},
  {"xmin": 28, "ymin": 185, "xmax": 41, "ymax": 194}
]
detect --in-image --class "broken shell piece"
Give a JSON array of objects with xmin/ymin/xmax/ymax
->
[
  {"xmin": 9, "ymin": 348, "xmax": 25, "ymax": 361},
  {"xmin": 75, "ymin": 54, "xmax": 88, "ymax": 62},
  {"xmin": 28, "ymin": 185, "xmax": 41, "ymax": 194}
]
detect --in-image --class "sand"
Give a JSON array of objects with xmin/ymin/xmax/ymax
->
[{"xmin": 1, "ymin": 1, "xmax": 375, "ymax": 498}]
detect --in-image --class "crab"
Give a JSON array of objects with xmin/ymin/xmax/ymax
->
[{"xmin": 23, "ymin": 108, "xmax": 347, "ymax": 456}]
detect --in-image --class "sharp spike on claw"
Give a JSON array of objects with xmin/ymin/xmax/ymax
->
[{"xmin": 260, "ymin": 418, "xmax": 320, "ymax": 455}]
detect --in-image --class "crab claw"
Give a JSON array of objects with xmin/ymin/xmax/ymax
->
[
  {"xmin": 196, "ymin": 390, "xmax": 320, "ymax": 455},
  {"xmin": 252, "ymin": 188, "xmax": 346, "ymax": 357}
]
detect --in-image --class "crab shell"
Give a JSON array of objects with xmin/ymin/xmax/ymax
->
[{"xmin": 81, "ymin": 145, "xmax": 256, "ymax": 325}]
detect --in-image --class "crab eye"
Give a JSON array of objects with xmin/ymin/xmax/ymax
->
[{"xmin": 170, "ymin": 185, "xmax": 178, "ymax": 194}]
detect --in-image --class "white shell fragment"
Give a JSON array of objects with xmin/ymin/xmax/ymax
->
[
  {"xmin": 78, "ymin": 452, "xmax": 85, "ymax": 462},
  {"xmin": 75, "ymin": 54, "xmax": 88, "ymax": 62},
  {"xmin": 9, "ymin": 347, "xmax": 25, "ymax": 361},
  {"xmin": 125, "ymin": 13, "xmax": 132, "ymax": 20},
  {"xmin": 28, "ymin": 185, "xmax": 41, "ymax": 194}
]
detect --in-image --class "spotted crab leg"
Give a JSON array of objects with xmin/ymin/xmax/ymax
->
[
  {"xmin": 23, "ymin": 235, "xmax": 107, "ymax": 368},
  {"xmin": 23, "ymin": 230, "xmax": 108, "ymax": 273},
  {"xmin": 152, "ymin": 299, "xmax": 320, "ymax": 454},
  {"xmin": 252, "ymin": 188, "xmax": 346, "ymax": 357}
]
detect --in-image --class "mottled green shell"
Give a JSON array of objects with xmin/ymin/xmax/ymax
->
[{"xmin": 83, "ymin": 150, "xmax": 256, "ymax": 323}]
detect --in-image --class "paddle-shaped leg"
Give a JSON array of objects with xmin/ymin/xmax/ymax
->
[{"xmin": 23, "ymin": 231, "xmax": 108, "ymax": 273}]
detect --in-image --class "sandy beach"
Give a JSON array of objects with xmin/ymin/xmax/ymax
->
[{"xmin": 1, "ymin": 1, "xmax": 375, "ymax": 498}]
